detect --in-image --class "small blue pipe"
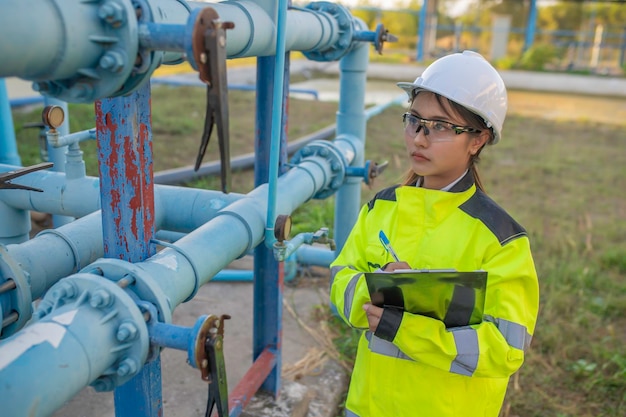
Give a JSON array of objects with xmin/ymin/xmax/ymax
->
[
  {"xmin": 524, "ymin": 0, "xmax": 538, "ymax": 52},
  {"xmin": 49, "ymin": 128, "xmax": 96, "ymax": 148},
  {"xmin": 149, "ymin": 321, "xmax": 190, "ymax": 352},
  {"xmin": 9, "ymin": 96, "xmax": 43, "ymax": 108},
  {"xmin": 44, "ymin": 97, "xmax": 73, "ymax": 227},
  {"xmin": 0, "ymin": 79, "xmax": 21, "ymax": 165},
  {"xmin": 138, "ymin": 22, "xmax": 186, "ymax": 52},
  {"xmin": 264, "ymin": 0, "xmax": 289, "ymax": 248},
  {"xmin": 417, "ymin": 0, "xmax": 428, "ymax": 62},
  {"xmin": 151, "ymin": 78, "xmax": 319, "ymax": 100}
]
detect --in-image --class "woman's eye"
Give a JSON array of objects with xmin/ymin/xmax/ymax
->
[{"xmin": 432, "ymin": 121, "xmax": 448, "ymax": 132}]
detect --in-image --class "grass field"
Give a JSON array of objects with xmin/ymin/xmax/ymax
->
[{"xmin": 10, "ymin": 74, "xmax": 626, "ymax": 416}]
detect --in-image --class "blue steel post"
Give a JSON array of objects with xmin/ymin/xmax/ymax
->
[
  {"xmin": 253, "ymin": 49, "xmax": 290, "ymax": 396},
  {"xmin": 524, "ymin": 0, "xmax": 537, "ymax": 52},
  {"xmin": 0, "ymin": 79, "xmax": 21, "ymax": 165},
  {"xmin": 95, "ymin": 81, "xmax": 161, "ymax": 417}
]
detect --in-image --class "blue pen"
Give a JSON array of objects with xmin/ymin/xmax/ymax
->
[{"xmin": 378, "ymin": 230, "xmax": 400, "ymax": 262}]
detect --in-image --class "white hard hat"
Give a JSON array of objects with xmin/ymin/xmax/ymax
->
[{"xmin": 397, "ymin": 50, "xmax": 507, "ymax": 144}]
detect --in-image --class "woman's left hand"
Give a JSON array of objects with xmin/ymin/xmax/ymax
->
[{"xmin": 363, "ymin": 303, "xmax": 384, "ymax": 332}]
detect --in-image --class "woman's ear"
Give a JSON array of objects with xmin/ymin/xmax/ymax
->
[{"xmin": 469, "ymin": 132, "xmax": 490, "ymax": 155}]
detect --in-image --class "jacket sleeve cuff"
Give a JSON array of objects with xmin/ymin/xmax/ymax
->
[{"xmin": 374, "ymin": 307, "xmax": 403, "ymax": 342}]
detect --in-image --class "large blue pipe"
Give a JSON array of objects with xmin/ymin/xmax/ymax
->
[{"xmin": 0, "ymin": 0, "xmax": 344, "ymax": 102}]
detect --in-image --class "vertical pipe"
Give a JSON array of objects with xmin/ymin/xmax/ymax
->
[
  {"xmin": 44, "ymin": 97, "xmax": 73, "ymax": 227},
  {"xmin": 417, "ymin": 0, "xmax": 428, "ymax": 61},
  {"xmin": 524, "ymin": 0, "xmax": 538, "ymax": 52},
  {"xmin": 0, "ymin": 79, "xmax": 21, "ymax": 165},
  {"xmin": 264, "ymin": 0, "xmax": 289, "ymax": 246},
  {"xmin": 333, "ymin": 43, "xmax": 369, "ymax": 253},
  {"xmin": 253, "ymin": 0, "xmax": 290, "ymax": 394},
  {"xmin": 0, "ymin": 78, "xmax": 29, "ymax": 244},
  {"xmin": 95, "ymin": 81, "xmax": 162, "ymax": 417}
]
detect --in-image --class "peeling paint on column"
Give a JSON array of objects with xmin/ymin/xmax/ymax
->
[{"xmin": 95, "ymin": 82, "xmax": 155, "ymax": 263}]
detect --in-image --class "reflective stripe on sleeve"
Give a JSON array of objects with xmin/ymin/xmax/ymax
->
[
  {"xmin": 450, "ymin": 327, "xmax": 479, "ymax": 376},
  {"xmin": 484, "ymin": 315, "xmax": 533, "ymax": 351},
  {"xmin": 329, "ymin": 265, "xmax": 344, "ymax": 287},
  {"xmin": 343, "ymin": 272, "xmax": 362, "ymax": 323},
  {"xmin": 346, "ymin": 409, "xmax": 360, "ymax": 417},
  {"xmin": 365, "ymin": 331, "xmax": 414, "ymax": 361}
]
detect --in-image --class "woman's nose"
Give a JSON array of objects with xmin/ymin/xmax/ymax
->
[{"xmin": 413, "ymin": 125, "xmax": 429, "ymax": 147}]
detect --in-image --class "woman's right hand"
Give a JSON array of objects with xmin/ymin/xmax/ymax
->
[{"xmin": 382, "ymin": 261, "xmax": 411, "ymax": 272}]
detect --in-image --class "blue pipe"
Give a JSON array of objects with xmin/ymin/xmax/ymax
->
[
  {"xmin": 524, "ymin": 0, "xmax": 538, "ymax": 52},
  {"xmin": 0, "ymin": 272, "xmax": 150, "ymax": 417},
  {"xmin": 264, "ymin": 0, "xmax": 289, "ymax": 248},
  {"xmin": 151, "ymin": 77, "xmax": 319, "ymax": 100},
  {"xmin": 43, "ymin": 97, "xmax": 73, "ymax": 227},
  {"xmin": 9, "ymin": 96, "xmax": 44, "ymax": 109},
  {"xmin": 48, "ymin": 128, "xmax": 96, "ymax": 148},
  {"xmin": 0, "ymin": 79, "xmax": 21, "ymax": 165},
  {"xmin": 333, "ymin": 40, "xmax": 369, "ymax": 253},
  {"xmin": 417, "ymin": 0, "xmax": 428, "ymax": 62}
]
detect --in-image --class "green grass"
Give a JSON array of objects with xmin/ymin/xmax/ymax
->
[{"xmin": 10, "ymin": 82, "xmax": 626, "ymax": 416}]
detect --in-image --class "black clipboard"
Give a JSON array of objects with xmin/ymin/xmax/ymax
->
[{"xmin": 364, "ymin": 269, "xmax": 487, "ymax": 328}]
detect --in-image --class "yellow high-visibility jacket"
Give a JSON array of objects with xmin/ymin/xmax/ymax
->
[{"xmin": 330, "ymin": 173, "xmax": 539, "ymax": 417}]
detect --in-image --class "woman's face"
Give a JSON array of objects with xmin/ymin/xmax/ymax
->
[{"xmin": 404, "ymin": 92, "xmax": 488, "ymax": 190}]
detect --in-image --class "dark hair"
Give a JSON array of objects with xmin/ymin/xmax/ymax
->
[{"xmin": 402, "ymin": 92, "xmax": 494, "ymax": 191}]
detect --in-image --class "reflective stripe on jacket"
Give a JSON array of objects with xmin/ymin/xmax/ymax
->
[{"xmin": 330, "ymin": 172, "xmax": 539, "ymax": 417}]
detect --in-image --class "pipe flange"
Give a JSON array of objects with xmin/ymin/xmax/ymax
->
[
  {"xmin": 36, "ymin": 273, "xmax": 149, "ymax": 388},
  {"xmin": 81, "ymin": 258, "xmax": 173, "ymax": 324},
  {"xmin": 0, "ymin": 246, "xmax": 32, "ymax": 338},
  {"xmin": 303, "ymin": 2, "xmax": 356, "ymax": 62},
  {"xmin": 32, "ymin": 0, "xmax": 139, "ymax": 103},
  {"xmin": 114, "ymin": 0, "xmax": 164, "ymax": 96},
  {"xmin": 291, "ymin": 140, "xmax": 346, "ymax": 200}
]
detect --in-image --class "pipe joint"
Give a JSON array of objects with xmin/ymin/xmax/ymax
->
[
  {"xmin": 0, "ymin": 245, "xmax": 32, "ymax": 338},
  {"xmin": 83, "ymin": 258, "xmax": 173, "ymax": 325},
  {"xmin": 290, "ymin": 139, "xmax": 347, "ymax": 199},
  {"xmin": 32, "ymin": 273, "xmax": 150, "ymax": 389},
  {"xmin": 303, "ymin": 2, "xmax": 356, "ymax": 61}
]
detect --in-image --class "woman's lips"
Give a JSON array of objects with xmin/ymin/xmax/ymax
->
[{"xmin": 411, "ymin": 151, "xmax": 430, "ymax": 162}]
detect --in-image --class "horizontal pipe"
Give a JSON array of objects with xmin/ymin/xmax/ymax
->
[
  {"xmin": 149, "ymin": 321, "xmax": 190, "ymax": 351},
  {"xmin": 1, "ymin": 1, "xmax": 341, "ymax": 81},
  {"xmin": 151, "ymin": 77, "xmax": 319, "ymax": 99},
  {"xmin": 154, "ymin": 124, "xmax": 336, "ymax": 185},
  {"xmin": 0, "ymin": 165, "xmax": 244, "ymax": 231},
  {"xmin": 49, "ymin": 128, "xmax": 96, "ymax": 148},
  {"xmin": 5, "ymin": 211, "xmax": 105, "ymax": 301}
]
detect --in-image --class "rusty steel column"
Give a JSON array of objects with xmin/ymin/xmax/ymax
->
[{"xmin": 95, "ymin": 81, "xmax": 161, "ymax": 417}]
